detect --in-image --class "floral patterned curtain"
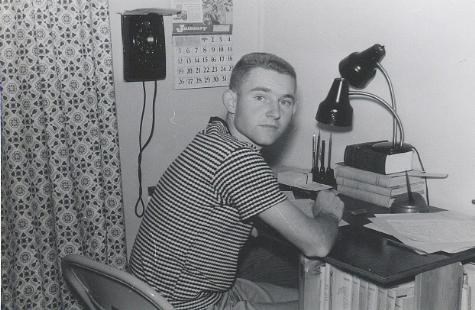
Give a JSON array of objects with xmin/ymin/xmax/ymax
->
[{"xmin": 1, "ymin": 0, "xmax": 127, "ymax": 309}]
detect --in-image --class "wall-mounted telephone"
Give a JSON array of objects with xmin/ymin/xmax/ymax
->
[{"xmin": 121, "ymin": 13, "xmax": 166, "ymax": 81}]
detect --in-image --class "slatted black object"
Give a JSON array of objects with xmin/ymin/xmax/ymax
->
[{"xmin": 122, "ymin": 13, "xmax": 166, "ymax": 82}]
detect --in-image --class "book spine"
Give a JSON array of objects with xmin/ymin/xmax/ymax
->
[
  {"xmin": 299, "ymin": 257, "xmax": 323, "ymax": 310},
  {"xmin": 330, "ymin": 266, "xmax": 353, "ymax": 310},
  {"xmin": 395, "ymin": 297, "xmax": 403, "ymax": 310},
  {"xmin": 461, "ymin": 274, "xmax": 470, "ymax": 310},
  {"xmin": 462, "ymin": 263, "xmax": 475, "ymax": 310},
  {"xmin": 323, "ymin": 264, "xmax": 332, "ymax": 310},
  {"xmin": 351, "ymin": 275, "xmax": 361, "ymax": 310},
  {"xmin": 359, "ymin": 278, "xmax": 369, "ymax": 310},
  {"xmin": 393, "ymin": 281, "xmax": 415, "ymax": 310},
  {"xmin": 334, "ymin": 164, "xmax": 408, "ymax": 187},
  {"xmin": 337, "ymin": 185, "xmax": 396, "ymax": 207},
  {"xmin": 401, "ymin": 294, "xmax": 414, "ymax": 310},
  {"xmin": 344, "ymin": 142, "xmax": 389, "ymax": 174},
  {"xmin": 319, "ymin": 263, "xmax": 330, "ymax": 310},
  {"xmin": 336, "ymin": 176, "xmax": 425, "ymax": 196},
  {"xmin": 338, "ymin": 185, "xmax": 425, "ymax": 208},
  {"xmin": 377, "ymin": 286, "xmax": 388, "ymax": 310},
  {"xmin": 394, "ymin": 281, "xmax": 415, "ymax": 298},
  {"xmin": 387, "ymin": 287, "xmax": 397, "ymax": 310},
  {"xmin": 367, "ymin": 282, "xmax": 379, "ymax": 310}
]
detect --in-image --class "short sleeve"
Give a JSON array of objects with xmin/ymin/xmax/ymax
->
[{"xmin": 212, "ymin": 148, "xmax": 287, "ymax": 220}]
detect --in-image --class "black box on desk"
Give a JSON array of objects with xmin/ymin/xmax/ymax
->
[{"xmin": 344, "ymin": 141, "xmax": 413, "ymax": 175}]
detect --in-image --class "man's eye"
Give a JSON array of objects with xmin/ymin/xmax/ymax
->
[
  {"xmin": 280, "ymin": 99, "xmax": 294, "ymax": 107},
  {"xmin": 255, "ymin": 95, "xmax": 265, "ymax": 102}
]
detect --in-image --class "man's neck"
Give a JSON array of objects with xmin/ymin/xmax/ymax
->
[{"xmin": 225, "ymin": 113, "xmax": 262, "ymax": 150}]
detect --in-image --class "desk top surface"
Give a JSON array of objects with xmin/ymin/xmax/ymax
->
[
  {"xmin": 323, "ymin": 195, "xmax": 475, "ymax": 286},
  {"xmin": 266, "ymin": 187, "xmax": 475, "ymax": 286},
  {"xmin": 325, "ymin": 225, "xmax": 475, "ymax": 286}
]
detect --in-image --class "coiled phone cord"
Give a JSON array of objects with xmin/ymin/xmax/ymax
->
[{"xmin": 134, "ymin": 81, "xmax": 158, "ymax": 217}]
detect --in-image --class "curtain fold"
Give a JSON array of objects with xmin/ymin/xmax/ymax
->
[{"xmin": 1, "ymin": 0, "xmax": 127, "ymax": 308}]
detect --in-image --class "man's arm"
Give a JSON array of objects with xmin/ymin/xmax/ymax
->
[{"xmin": 257, "ymin": 190, "xmax": 344, "ymax": 258}]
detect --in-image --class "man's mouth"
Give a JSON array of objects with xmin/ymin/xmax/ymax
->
[{"xmin": 260, "ymin": 124, "xmax": 279, "ymax": 129}]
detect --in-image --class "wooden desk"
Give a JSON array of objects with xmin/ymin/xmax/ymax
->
[{"xmin": 299, "ymin": 195, "xmax": 475, "ymax": 310}]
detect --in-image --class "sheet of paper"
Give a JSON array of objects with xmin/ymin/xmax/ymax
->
[
  {"xmin": 374, "ymin": 211, "xmax": 475, "ymax": 242},
  {"xmin": 366, "ymin": 211, "xmax": 475, "ymax": 254},
  {"xmin": 389, "ymin": 219, "xmax": 475, "ymax": 243},
  {"xmin": 278, "ymin": 170, "xmax": 332, "ymax": 192}
]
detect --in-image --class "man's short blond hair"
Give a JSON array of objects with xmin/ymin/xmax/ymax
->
[{"xmin": 229, "ymin": 52, "xmax": 296, "ymax": 92}]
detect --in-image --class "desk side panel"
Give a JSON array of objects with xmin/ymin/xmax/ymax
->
[
  {"xmin": 415, "ymin": 262, "xmax": 463, "ymax": 310},
  {"xmin": 299, "ymin": 256, "xmax": 324, "ymax": 310}
]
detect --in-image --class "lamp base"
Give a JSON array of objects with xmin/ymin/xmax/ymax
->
[
  {"xmin": 390, "ymin": 192, "xmax": 429, "ymax": 214},
  {"xmin": 371, "ymin": 141, "xmax": 413, "ymax": 155}
]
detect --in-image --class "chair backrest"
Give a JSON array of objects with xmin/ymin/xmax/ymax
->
[{"xmin": 62, "ymin": 254, "xmax": 174, "ymax": 310}]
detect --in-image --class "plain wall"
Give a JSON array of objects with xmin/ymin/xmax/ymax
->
[
  {"xmin": 258, "ymin": 0, "xmax": 475, "ymax": 214},
  {"xmin": 109, "ymin": 0, "xmax": 475, "ymax": 255}
]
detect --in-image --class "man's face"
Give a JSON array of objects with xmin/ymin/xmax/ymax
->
[{"xmin": 229, "ymin": 68, "xmax": 297, "ymax": 148}]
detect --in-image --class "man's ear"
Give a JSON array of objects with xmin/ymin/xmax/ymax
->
[{"xmin": 222, "ymin": 89, "xmax": 237, "ymax": 114}]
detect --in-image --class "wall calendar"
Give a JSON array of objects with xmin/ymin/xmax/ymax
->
[{"xmin": 172, "ymin": 0, "xmax": 233, "ymax": 89}]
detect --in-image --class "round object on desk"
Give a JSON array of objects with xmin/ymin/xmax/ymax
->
[{"xmin": 390, "ymin": 192, "xmax": 429, "ymax": 213}]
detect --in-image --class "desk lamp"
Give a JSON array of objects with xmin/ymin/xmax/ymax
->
[
  {"xmin": 316, "ymin": 78, "xmax": 429, "ymax": 212},
  {"xmin": 316, "ymin": 44, "xmax": 429, "ymax": 213},
  {"xmin": 317, "ymin": 44, "xmax": 412, "ymax": 155}
]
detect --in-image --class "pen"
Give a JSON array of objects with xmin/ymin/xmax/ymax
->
[
  {"xmin": 320, "ymin": 140, "xmax": 326, "ymax": 176},
  {"xmin": 312, "ymin": 134, "xmax": 316, "ymax": 173},
  {"xmin": 405, "ymin": 170, "xmax": 414, "ymax": 204},
  {"xmin": 327, "ymin": 132, "xmax": 332, "ymax": 172},
  {"xmin": 325, "ymin": 132, "xmax": 336, "ymax": 186},
  {"xmin": 316, "ymin": 131, "xmax": 320, "ymax": 173}
]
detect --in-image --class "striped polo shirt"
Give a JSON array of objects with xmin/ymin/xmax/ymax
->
[{"xmin": 128, "ymin": 117, "xmax": 287, "ymax": 309}]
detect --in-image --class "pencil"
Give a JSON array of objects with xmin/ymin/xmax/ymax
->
[
  {"xmin": 316, "ymin": 131, "xmax": 321, "ymax": 172},
  {"xmin": 328, "ymin": 132, "xmax": 332, "ymax": 170},
  {"xmin": 312, "ymin": 134, "xmax": 316, "ymax": 172}
]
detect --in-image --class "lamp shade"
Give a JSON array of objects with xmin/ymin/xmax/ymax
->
[
  {"xmin": 316, "ymin": 78, "xmax": 353, "ymax": 127},
  {"xmin": 339, "ymin": 44, "xmax": 386, "ymax": 89}
]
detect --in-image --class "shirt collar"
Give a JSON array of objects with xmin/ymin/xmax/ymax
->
[{"xmin": 208, "ymin": 117, "xmax": 259, "ymax": 151}]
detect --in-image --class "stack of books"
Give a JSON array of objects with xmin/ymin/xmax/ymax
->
[{"xmin": 334, "ymin": 163, "xmax": 425, "ymax": 208}]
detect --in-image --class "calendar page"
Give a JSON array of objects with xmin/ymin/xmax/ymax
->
[
  {"xmin": 172, "ymin": 0, "xmax": 233, "ymax": 89},
  {"xmin": 173, "ymin": 34, "xmax": 233, "ymax": 89}
]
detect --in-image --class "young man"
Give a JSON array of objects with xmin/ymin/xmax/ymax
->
[{"xmin": 128, "ymin": 52, "xmax": 344, "ymax": 310}]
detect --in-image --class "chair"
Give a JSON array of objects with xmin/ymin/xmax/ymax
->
[{"xmin": 61, "ymin": 254, "xmax": 174, "ymax": 310}]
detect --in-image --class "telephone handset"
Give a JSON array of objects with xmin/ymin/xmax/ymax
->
[{"xmin": 122, "ymin": 13, "xmax": 166, "ymax": 81}]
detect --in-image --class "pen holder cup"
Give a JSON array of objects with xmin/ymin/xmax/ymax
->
[
  {"xmin": 323, "ymin": 169, "xmax": 336, "ymax": 187},
  {"xmin": 312, "ymin": 169, "xmax": 336, "ymax": 188}
]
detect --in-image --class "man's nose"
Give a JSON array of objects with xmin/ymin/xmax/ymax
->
[{"xmin": 266, "ymin": 100, "xmax": 281, "ymax": 119}]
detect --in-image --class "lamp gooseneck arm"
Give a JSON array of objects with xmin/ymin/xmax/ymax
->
[
  {"xmin": 376, "ymin": 63, "xmax": 398, "ymax": 147},
  {"xmin": 348, "ymin": 90, "xmax": 405, "ymax": 148}
]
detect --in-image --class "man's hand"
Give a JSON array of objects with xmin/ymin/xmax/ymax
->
[{"xmin": 312, "ymin": 190, "xmax": 344, "ymax": 222}]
